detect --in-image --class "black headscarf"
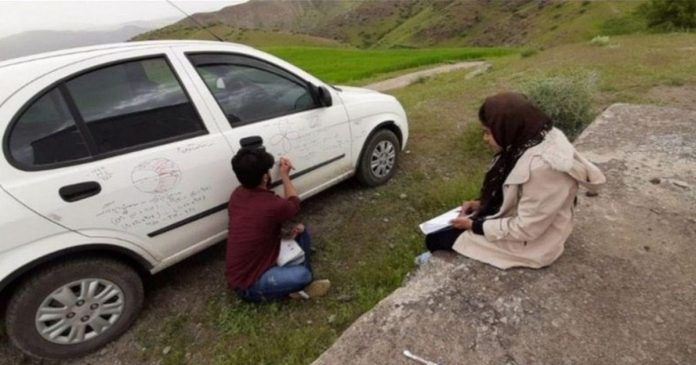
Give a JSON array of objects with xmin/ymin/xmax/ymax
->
[{"xmin": 475, "ymin": 92, "xmax": 553, "ymax": 219}]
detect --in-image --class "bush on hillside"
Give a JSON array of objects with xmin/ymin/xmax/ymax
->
[
  {"xmin": 520, "ymin": 72, "xmax": 598, "ymax": 140},
  {"xmin": 638, "ymin": 0, "xmax": 696, "ymax": 31},
  {"xmin": 600, "ymin": 14, "xmax": 647, "ymax": 35}
]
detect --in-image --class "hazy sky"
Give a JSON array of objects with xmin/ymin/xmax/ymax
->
[{"xmin": 0, "ymin": 0, "xmax": 247, "ymax": 38}]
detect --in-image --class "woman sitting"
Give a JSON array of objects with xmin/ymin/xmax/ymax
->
[{"xmin": 423, "ymin": 92, "xmax": 606, "ymax": 269}]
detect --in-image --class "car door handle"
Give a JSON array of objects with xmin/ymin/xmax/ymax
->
[{"xmin": 59, "ymin": 181, "xmax": 102, "ymax": 202}]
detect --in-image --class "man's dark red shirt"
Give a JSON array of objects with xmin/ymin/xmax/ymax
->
[{"xmin": 225, "ymin": 186, "xmax": 300, "ymax": 289}]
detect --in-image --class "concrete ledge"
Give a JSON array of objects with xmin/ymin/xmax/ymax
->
[{"xmin": 313, "ymin": 104, "xmax": 696, "ymax": 365}]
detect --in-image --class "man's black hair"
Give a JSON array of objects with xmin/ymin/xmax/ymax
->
[{"xmin": 231, "ymin": 148, "xmax": 275, "ymax": 189}]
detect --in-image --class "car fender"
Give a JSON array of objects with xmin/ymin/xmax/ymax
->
[
  {"xmin": 0, "ymin": 231, "xmax": 157, "ymax": 294},
  {"xmin": 334, "ymin": 86, "xmax": 409, "ymax": 168}
]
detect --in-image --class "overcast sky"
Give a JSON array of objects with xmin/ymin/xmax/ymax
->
[{"xmin": 0, "ymin": 0, "xmax": 247, "ymax": 38}]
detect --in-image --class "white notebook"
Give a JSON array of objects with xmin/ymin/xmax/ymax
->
[
  {"xmin": 419, "ymin": 206, "xmax": 471, "ymax": 234},
  {"xmin": 277, "ymin": 238, "xmax": 305, "ymax": 267}
]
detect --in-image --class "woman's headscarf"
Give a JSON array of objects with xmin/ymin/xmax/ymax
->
[{"xmin": 475, "ymin": 92, "xmax": 553, "ymax": 219}]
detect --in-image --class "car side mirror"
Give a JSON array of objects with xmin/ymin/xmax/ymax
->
[{"xmin": 313, "ymin": 85, "xmax": 332, "ymax": 107}]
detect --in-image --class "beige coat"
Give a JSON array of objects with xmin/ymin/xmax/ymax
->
[{"xmin": 453, "ymin": 128, "xmax": 606, "ymax": 269}]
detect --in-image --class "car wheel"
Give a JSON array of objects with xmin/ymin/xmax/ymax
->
[
  {"xmin": 356, "ymin": 129, "xmax": 400, "ymax": 187},
  {"xmin": 5, "ymin": 257, "xmax": 144, "ymax": 360}
]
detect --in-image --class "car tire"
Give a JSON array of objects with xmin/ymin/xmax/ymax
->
[
  {"xmin": 5, "ymin": 257, "xmax": 144, "ymax": 360},
  {"xmin": 356, "ymin": 129, "xmax": 400, "ymax": 187}
]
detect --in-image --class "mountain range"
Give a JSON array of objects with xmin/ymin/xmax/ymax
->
[
  {"xmin": 135, "ymin": 0, "xmax": 643, "ymax": 48},
  {"xmin": 0, "ymin": 18, "xmax": 177, "ymax": 61}
]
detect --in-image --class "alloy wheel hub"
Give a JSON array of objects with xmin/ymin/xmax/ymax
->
[{"xmin": 35, "ymin": 279, "xmax": 124, "ymax": 344}]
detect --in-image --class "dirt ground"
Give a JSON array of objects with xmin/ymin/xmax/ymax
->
[{"xmin": 364, "ymin": 61, "xmax": 489, "ymax": 92}]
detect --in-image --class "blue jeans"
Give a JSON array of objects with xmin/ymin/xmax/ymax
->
[{"xmin": 235, "ymin": 230, "xmax": 313, "ymax": 302}]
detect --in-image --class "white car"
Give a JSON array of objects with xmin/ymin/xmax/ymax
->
[{"xmin": 0, "ymin": 40, "xmax": 408, "ymax": 359}]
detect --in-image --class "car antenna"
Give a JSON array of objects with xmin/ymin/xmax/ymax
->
[{"xmin": 165, "ymin": 0, "xmax": 225, "ymax": 42}]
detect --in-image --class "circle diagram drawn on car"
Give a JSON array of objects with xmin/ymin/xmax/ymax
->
[{"xmin": 130, "ymin": 158, "xmax": 182, "ymax": 194}]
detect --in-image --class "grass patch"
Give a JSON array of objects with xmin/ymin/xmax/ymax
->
[
  {"xmin": 137, "ymin": 314, "xmax": 195, "ymax": 365},
  {"xmin": 264, "ymin": 47, "xmax": 517, "ymax": 84}
]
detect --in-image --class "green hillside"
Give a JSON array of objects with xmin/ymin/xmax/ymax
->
[
  {"xmin": 136, "ymin": 0, "xmax": 645, "ymax": 48},
  {"xmin": 133, "ymin": 25, "xmax": 347, "ymax": 48}
]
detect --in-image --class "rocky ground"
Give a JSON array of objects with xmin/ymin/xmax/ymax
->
[{"xmin": 312, "ymin": 104, "xmax": 696, "ymax": 365}]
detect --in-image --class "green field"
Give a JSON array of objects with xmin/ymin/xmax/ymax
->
[{"xmin": 264, "ymin": 47, "xmax": 517, "ymax": 84}]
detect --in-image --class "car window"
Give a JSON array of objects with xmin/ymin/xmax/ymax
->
[
  {"xmin": 65, "ymin": 57, "xmax": 204, "ymax": 154},
  {"xmin": 8, "ymin": 88, "xmax": 91, "ymax": 166},
  {"xmin": 188, "ymin": 54, "xmax": 316, "ymax": 126}
]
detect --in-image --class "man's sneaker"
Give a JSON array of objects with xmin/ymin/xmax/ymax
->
[{"xmin": 289, "ymin": 279, "xmax": 331, "ymax": 299}]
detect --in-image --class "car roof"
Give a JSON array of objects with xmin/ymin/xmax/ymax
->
[{"xmin": 0, "ymin": 40, "xmax": 253, "ymax": 107}]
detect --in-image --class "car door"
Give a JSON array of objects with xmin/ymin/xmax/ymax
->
[
  {"xmin": 1, "ymin": 50, "xmax": 236, "ymax": 260},
  {"xmin": 178, "ymin": 51, "xmax": 352, "ymax": 197}
]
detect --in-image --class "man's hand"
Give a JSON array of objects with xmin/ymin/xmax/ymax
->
[
  {"xmin": 460, "ymin": 200, "xmax": 481, "ymax": 216},
  {"xmin": 290, "ymin": 223, "xmax": 305, "ymax": 239},
  {"xmin": 450, "ymin": 217, "xmax": 473, "ymax": 230},
  {"xmin": 279, "ymin": 157, "xmax": 294, "ymax": 177},
  {"xmin": 278, "ymin": 157, "xmax": 298, "ymax": 199}
]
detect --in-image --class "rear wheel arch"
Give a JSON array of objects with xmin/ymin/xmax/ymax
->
[
  {"xmin": 0, "ymin": 244, "xmax": 153, "ymax": 300},
  {"xmin": 5, "ymin": 255, "xmax": 145, "ymax": 359}
]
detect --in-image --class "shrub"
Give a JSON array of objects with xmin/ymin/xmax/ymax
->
[
  {"xmin": 590, "ymin": 35, "xmax": 610, "ymax": 46},
  {"xmin": 638, "ymin": 0, "xmax": 696, "ymax": 31},
  {"xmin": 600, "ymin": 14, "xmax": 647, "ymax": 35},
  {"xmin": 520, "ymin": 48, "xmax": 540, "ymax": 58},
  {"xmin": 520, "ymin": 72, "xmax": 598, "ymax": 139}
]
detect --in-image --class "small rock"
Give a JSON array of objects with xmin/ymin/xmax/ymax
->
[
  {"xmin": 162, "ymin": 346, "xmax": 171, "ymax": 355},
  {"xmin": 643, "ymin": 245, "xmax": 650, "ymax": 251},
  {"xmin": 655, "ymin": 315, "xmax": 664, "ymax": 324},
  {"xmin": 374, "ymin": 192, "xmax": 381, "ymax": 197},
  {"xmin": 383, "ymin": 218, "xmax": 389, "ymax": 223},
  {"xmin": 388, "ymin": 243, "xmax": 395, "ymax": 249},
  {"xmin": 405, "ymin": 150, "xmax": 411, "ymax": 154},
  {"xmin": 337, "ymin": 294, "xmax": 354, "ymax": 302},
  {"xmin": 551, "ymin": 319, "xmax": 561, "ymax": 328},
  {"xmin": 649, "ymin": 177, "xmax": 661, "ymax": 185},
  {"xmin": 328, "ymin": 314, "xmax": 336, "ymax": 324},
  {"xmin": 586, "ymin": 190, "xmax": 599, "ymax": 197},
  {"xmin": 307, "ymin": 320, "xmax": 313, "ymax": 325},
  {"xmin": 500, "ymin": 317, "xmax": 508, "ymax": 324},
  {"xmin": 671, "ymin": 180, "xmax": 690, "ymax": 189},
  {"xmin": 399, "ymin": 193, "xmax": 407, "ymax": 199}
]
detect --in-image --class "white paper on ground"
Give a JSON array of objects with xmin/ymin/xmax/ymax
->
[{"xmin": 419, "ymin": 206, "xmax": 472, "ymax": 234}]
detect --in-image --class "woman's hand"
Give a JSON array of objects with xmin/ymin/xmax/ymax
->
[
  {"xmin": 450, "ymin": 217, "xmax": 473, "ymax": 230},
  {"xmin": 460, "ymin": 200, "xmax": 481, "ymax": 216}
]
